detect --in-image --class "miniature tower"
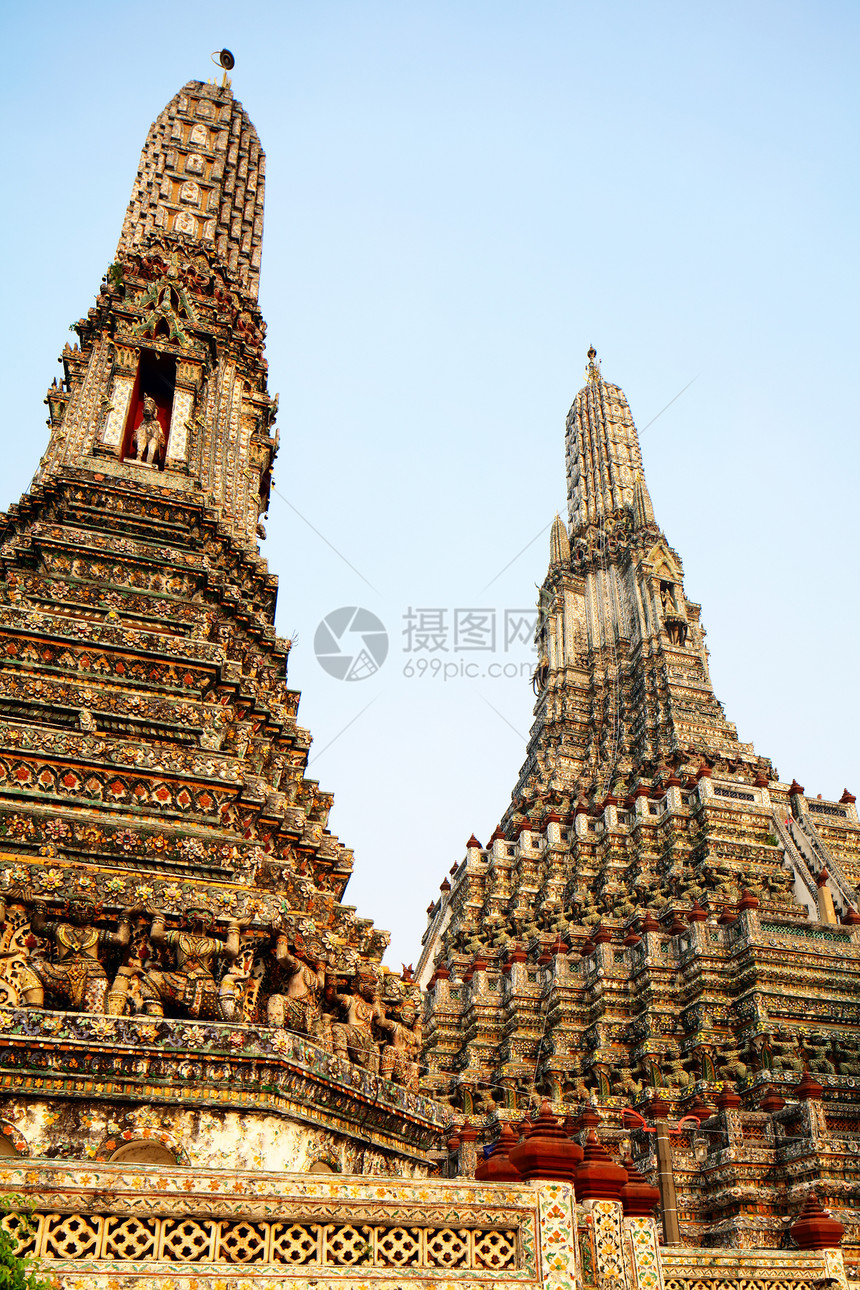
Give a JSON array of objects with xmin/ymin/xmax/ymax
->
[
  {"xmin": 419, "ymin": 351, "xmax": 860, "ymax": 1251},
  {"xmin": 0, "ymin": 79, "xmax": 440, "ymax": 1174}
]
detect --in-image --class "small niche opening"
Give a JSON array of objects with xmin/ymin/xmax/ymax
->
[
  {"xmin": 122, "ymin": 350, "xmax": 176, "ymax": 468},
  {"xmin": 110, "ymin": 1139, "xmax": 179, "ymax": 1166}
]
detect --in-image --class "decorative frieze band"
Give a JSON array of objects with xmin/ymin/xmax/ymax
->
[{"xmin": 5, "ymin": 1210, "xmax": 519, "ymax": 1272}]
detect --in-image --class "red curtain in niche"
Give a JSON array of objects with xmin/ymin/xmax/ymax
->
[{"xmin": 121, "ymin": 350, "xmax": 176, "ymax": 463}]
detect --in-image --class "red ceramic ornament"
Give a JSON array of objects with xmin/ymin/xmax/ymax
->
[
  {"xmin": 790, "ymin": 1191, "xmax": 844, "ymax": 1250},
  {"xmin": 475, "ymin": 1122, "xmax": 521, "ymax": 1182},
  {"xmin": 575, "ymin": 1130, "xmax": 627, "ymax": 1201},
  {"xmin": 759, "ymin": 1086, "xmax": 786, "ymax": 1114},
  {"xmin": 620, "ymin": 1154, "xmax": 661, "ymax": 1216},
  {"xmin": 794, "ymin": 1070, "xmax": 823, "ymax": 1102},
  {"xmin": 646, "ymin": 1093, "xmax": 671, "ymax": 1120},
  {"xmin": 715, "ymin": 1083, "xmax": 742, "ymax": 1111},
  {"xmin": 508, "ymin": 1100, "xmax": 583, "ymax": 1182}
]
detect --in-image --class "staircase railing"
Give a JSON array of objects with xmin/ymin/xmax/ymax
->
[
  {"xmin": 771, "ymin": 812, "xmax": 819, "ymax": 916},
  {"xmin": 794, "ymin": 810, "xmax": 858, "ymax": 910}
]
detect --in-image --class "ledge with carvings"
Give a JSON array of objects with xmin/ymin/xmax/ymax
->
[{"xmin": 0, "ymin": 1010, "xmax": 446, "ymax": 1158}]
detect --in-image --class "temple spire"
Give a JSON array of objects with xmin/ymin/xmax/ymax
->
[
  {"xmin": 118, "ymin": 80, "xmax": 265, "ymax": 300},
  {"xmin": 549, "ymin": 513, "xmax": 570, "ymax": 566},
  {"xmin": 632, "ymin": 469, "xmax": 655, "ymax": 529},
  {"xmin": 504, "ymin": 351, "xmax": 757, "ymax": 816},
  {"xmin": 565, "ymin": 352, "xmax": 646, "ymax": 531},
  {"xmin": 37, "ymin": 80, "xmax": 277, "ymax": 550}
]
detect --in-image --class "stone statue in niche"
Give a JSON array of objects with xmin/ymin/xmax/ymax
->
[
  {"xmin": 174, "ymin": 209, "xmax": 197, "ymax": 237},
  {"xmin": 326, "ymin": 967, "xmax": 388, "ymax": 1073},
  {"xmin": 666, "ymin": 620, "xmax": 688, "ymax": 647},
  {"xmin": 267, "ymin": 926, "xmax": 328, "ymax": 1045},
  {"xmin": 140, "ymin": 906, "xmax": 245, "ymax": 1021},
  {"xmin": 16, "ymin": 897, "xmax": 134, "ymax": 1013},
  {"xmin": 134, "ymin": 395, "xmax": 165, "ymax": 466},
  {"xmin": 379, "ymin": 995, "xmax": 423, "ymax": 1089}
]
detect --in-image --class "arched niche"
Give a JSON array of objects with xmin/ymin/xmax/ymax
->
[
  {"xmin": 307, "ymin": 1160, "xmax": 337, "ymax": 1175},
  {"xmin": 0, "ymin": 1121, "xmax": 28, "ymax": 1158},
  {"xmin": 109, "ymin": 1139, "xmax": 179, "ymax": 1166}
]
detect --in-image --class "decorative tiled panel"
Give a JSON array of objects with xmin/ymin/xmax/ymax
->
[
  {"xmin": 8, "ymin": 1211, "xmax": 519, "ymax": 1272},
  {"xmin": 166, "ymin": 387, "xmax": 194, "ymax": 462},
  {"xmin": 537, "ymin": 1182, "xmax": 578, "ymax": 1290},
  {"xmin": 101, "ymin": 375, "xmax": 135, "ymax": 447},
  {"xmin": 661, "ymin": 1245, "xmax": 837, "ymax": 1290},
  {"xmin": 624, "ymin": 1217, "xmax": 663, "ymax": 1290},
  {"xmin": 584, "ymin": 1199, "xmax": 628, "ymax": 1290},
  {"xmin": 0, "ymin": 1162, "xmax": 553, "ymax": 1287}
]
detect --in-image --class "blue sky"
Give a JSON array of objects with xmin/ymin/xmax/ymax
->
[{"xmin": 1, "ymin": 1, "xmax": 858, "ymax": 965}]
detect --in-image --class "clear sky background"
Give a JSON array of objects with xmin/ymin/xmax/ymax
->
[{"xmin": 1, "ymin": 1, "xmax": 857, "ymax": 966}]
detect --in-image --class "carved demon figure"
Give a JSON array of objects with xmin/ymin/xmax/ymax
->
[
  {"xmin": 18, "ymin": 898, "xmax": 134, "ymax": 1014},
  {"xmin": 140, "ymin": 907, "xmax": 244, "ymax": 1021}
]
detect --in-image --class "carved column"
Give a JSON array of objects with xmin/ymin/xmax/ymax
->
[
  {"xmin": 165, "ymin": 358, "xmax": 201, "ymax": 468},
  {"xmin": 99, "ymin": 345, "xmax": 139, "ymax": 454}
]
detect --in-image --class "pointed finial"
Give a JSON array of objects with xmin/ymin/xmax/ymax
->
[
  {"xmin": 586, "ymin": 346, "xmax": 601, "ymax": 384},
  {"xmin": 631, "ymin": 469, "xmax": 655, "ymax": 529},
  {"xmin": 549, "ymin": 514, "xmax": 570, "ymax": 566}
]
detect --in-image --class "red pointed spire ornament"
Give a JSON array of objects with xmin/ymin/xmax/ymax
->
[
  {"xmin": 620, "ymin": 1153, "xmax": 661, "ymax": 1216},
  {"xmin": 759, "ymin": 1086, "xmax": 786, "ymax": 1114},
  {"xmin": 790, "ymin": 1191, "xmax": 844, "ymax": 1249},
  {"xmin": 715, "ymin": 1083, "xmax": 742, "ymax": 1111},
  {"xmin": 575, "ymin": 1129, "xmax": 626, "ymax": 1201},
  {"xmin": 794, "ymin": 1070, "xmax": 823, "ymax": 1102},
  {"xmin": 475, "ymin": 1121, "xmax": 521, "ymax": 1182},
  {"xmin": 508, "ymin": 1100, "xmax": 583, "ymax": 1182}
]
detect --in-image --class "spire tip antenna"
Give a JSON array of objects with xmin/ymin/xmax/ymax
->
[{"xmin": 211, "ymin": 49, "xmax": 235, "ymax": 88}]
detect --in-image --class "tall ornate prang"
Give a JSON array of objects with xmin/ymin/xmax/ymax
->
[
  {"xmin": 511, "ymin": 346, "xmax": 750, "ymax": 814},
  {"xmin": 39, "ymin": 81, "xmax": 274, "ymax": 550},
  {"xmin": 0, "ymin": 78, "xmax": 442, "ymax": 1176},
  {"xmin": 418, "ymin": 351, "xmax": 860, "ymax": 1256}
]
